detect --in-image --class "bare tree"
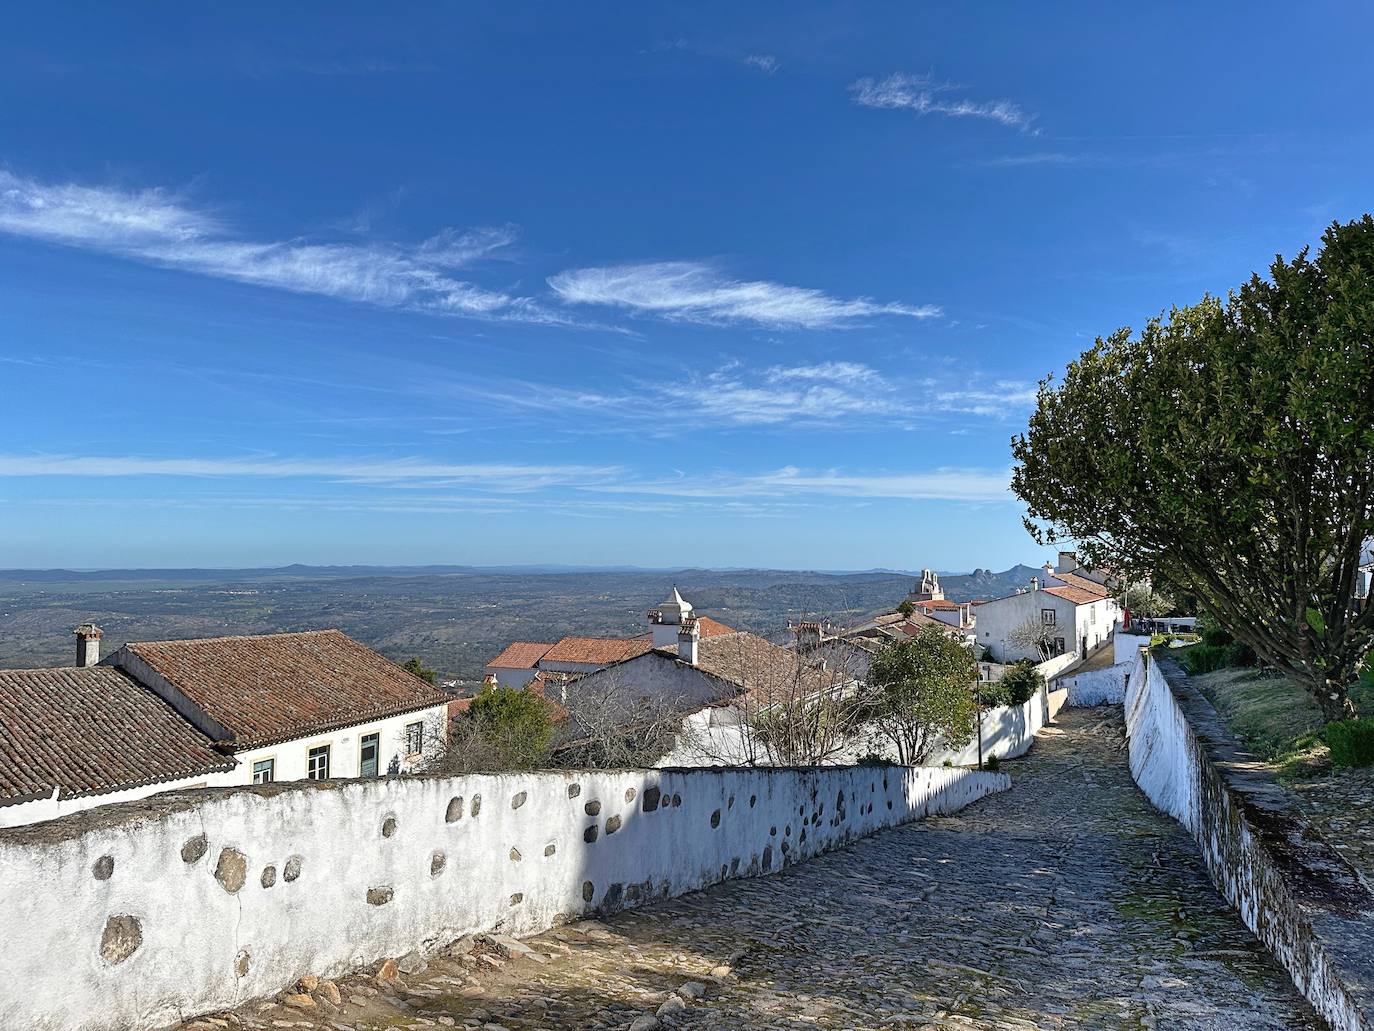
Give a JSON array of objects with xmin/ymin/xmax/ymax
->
[
  {"xmin": 553, "ymin": 665, "xmax": 695, "ymax": 768},
  {"xmin": 1007, "ymin": 615, "xmax": 1061, "ymax": 662}
]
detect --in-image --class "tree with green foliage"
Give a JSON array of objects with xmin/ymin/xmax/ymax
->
[
  {"xmin": 1012, "ymin": 217, "xmax": 1374, "ymax": 721},
  {"xmin": 863, "ymin": 626, "xmax": 978, "ymax": 764},
  {"xmin": 438, "ymin": 686, "xmax": 554, "ymax": 772},
  {"xmin": 897, "ymin": 599, "xmax": 916, "ymax": 617},
  {"xmin": 998, "ymin": 660, "xmax": 1046, "ymax": 707},
  {"xmin": 402, "ymin": 657, "xmax": 437, "ymax": 684},
  {"xmin": 1123, "ymin": 583, "xmax": 1174, "ymax": 619}
]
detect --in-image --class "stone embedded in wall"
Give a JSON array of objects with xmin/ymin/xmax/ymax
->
[
  {"xmin": 381, "ymin": 816, "xmax": 397, "ymax": 838},
  {"xmin": 605, "ymin": 815, "xmax": 622, "ymax": 835},
  {"xmin": 567, "ymin": 783, "xmax": 581, "ymax": 798},
  {"xmin": 99, "ymin": 914, "xmax": 142, "ymax": 965},
  {"xmin": 283, "ymin": 855, "xmax": 302, "ymax": 882},
  {"xmin": 582, "ymin": 880, "xmax": 595, "ymax": 901},
  {"xmin": 92, "ymin": 855, "xmax": 114, "ymax": 881},
  {"xmin": 642, "ymin": 786, "xmax": 660, "ymax": 812},
  {"xmin": 672, "ymin": 793, "xmax": 682, "ymax": 807},
  {"xmin": 181, "ymin": 835, "xmax": 208, "ymax": 864},
  {"xmin": 445, "ymin": 796, "xmax": 464, "ymax": 822},
  {"xmin": 430, "ymin": 851, "xmax": 446, "ymax": 877},
  {"xmin": 214, "ymin": 848, "xmax": 248, "ymax": 894},
  {"xmin": 624, "ymin": 787, "xmax": 637, "ymax": 803},
  {"xmin": 710, "ymin": 809, "xmax": 721, "ymax": 829},
  {"xmin": 510, "ymin": 892, "xmax": 523, "ymax": 906},
  {"xmin": 234, "ymin": 950, "xmax": 251, "ymax": 978},
  {"xmin": 544, "ymin": 842, "xmax": 556, "ymax": 857},
  {"xmin": 366, "ymin": 886, "xmax": 394, "ymax": 907},
  {"xmin": 762, "ymin": 844, "xmax": 773, "ymax": 871},
  {"xmin": 584, "ymin": 825, "xmax": 599, "ymax": 843},
  {"xmin": 260, "ymin": 865, "xmax": 276, "ymax": 889},
  {"xmin": 584, "ymin": 799, "xmax": 601, "ymax": 816},
  {"xmin": 470, "ymin": 794, "xmax": 482, "ymax": 818},
  {"xmin": 749, "ymin": 794, "xmax": 756, "ymax": 808},
  {"xmin": 511, "ymin": 791, "xmax": 527, "ymax": 810},
  {"xmin": 510, "ymin": 848, "xmax": 522, "ymax": 862}
]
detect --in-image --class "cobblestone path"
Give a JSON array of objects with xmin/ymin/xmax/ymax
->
[{"xmin": 203, "ymin": 709, "xmax": 1323, "ymax": 1031}]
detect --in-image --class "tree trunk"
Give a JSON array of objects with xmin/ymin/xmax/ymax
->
[{"xmin": 1301, "ymin": 674, "xmax": 1357, "ymax": 723}]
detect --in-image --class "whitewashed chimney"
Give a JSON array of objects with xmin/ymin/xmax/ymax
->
[
  {"xmin": 648, "ymin": 586, "xmax": 694, "ymax": 648},
  {"xmin": 74, "ymin": 623, "xmax": 103, "ymax": 667},
  {"xmin": 1030, "ymin": 577, "xmax": 1040, "ymax": 592},
  {"xmin": 677, "ymin": 617, "xmax": 700, "ymax": 665}
]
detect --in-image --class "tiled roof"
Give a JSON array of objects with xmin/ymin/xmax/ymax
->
[
  {"xmin": 1042, "ymin": 585, "xmax": 1104, "ymax": 606},
  {"xmin": 541, "ymin": 634, "xmax": 655, "ymax": 666},
  {"xmin": 121, "ymin": 629, "xmax": 449, "ymax": 750},
  {"xmin": 0, "ymin": 666, "xmax": 234, "ymax": 803},
  {"xmin": 695, "ymin": 616, "xmax": 736, "ymax": 639},
  {"xmin": 1051, "ymin": 571, "xmax": 1110, "ymax": 598},
  {"xmin": 486, "ymin": 641, "xmax": 553, "ymax": 670},
  {"xmin": 661, "ymin": 631, "xmax": 842, "ymax": 704},
  {"xmin": 915, "ymin": 599, "xmax": 962, "ymax": 610}
]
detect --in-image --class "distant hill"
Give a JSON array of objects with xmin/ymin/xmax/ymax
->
[{"xmin": 0, "ymin": 563, "xmax": 1043, "ymax": 680}]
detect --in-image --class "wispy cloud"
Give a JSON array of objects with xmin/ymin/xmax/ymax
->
[
  {"xmin": 0, "ymin": 454, "xmax": 619, "ymax": 491},
  {"xmin": 0, "ymin": 170, "xmax": 562, "ymax": 322},
  {"xmin": 743, "ymin": 53, "xmax": 779, "ymax": 74},
  {"xmin": 934, "ymin": 380, "xmax": 1039, "ymax": 417},
  {"xmin": 978, "ymin": 152, "xmax": 1082, "ymax": 167},
  {"xmin": 593, "ymin": 465, "xmax": 1013, "ymax": 503},
  {"xmin": 548, "ymin": 261, "xmax": 939, "ymax": 329},
  {"xmin": 0, "ymin": 452, "xmax": 1012, "ymax": 504},
  {"xmin": 850, "ymin": 73, "xmax": 1036, "ymax": 133}
]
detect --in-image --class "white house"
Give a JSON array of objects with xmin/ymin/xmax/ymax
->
[
  {"xmin": 973, "ymin": 573, "xmax": 1120, "ymax": 664},
  {"xmin": 0, "ymin": 626, "xmax": 450, "ymax": 828},
  {"xmin": 483, "ymin": 641, "xmax": 553, "ymax": 688}
]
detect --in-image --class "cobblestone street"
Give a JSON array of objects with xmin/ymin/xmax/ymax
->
[{"xmin": 200, "ymin": 708, "xmax": 1324, "ymax": 1031}]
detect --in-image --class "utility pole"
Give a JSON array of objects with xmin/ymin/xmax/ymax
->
[{"xmin": 975, "ymin": 678, "xmax": 984, "ymax": 770}]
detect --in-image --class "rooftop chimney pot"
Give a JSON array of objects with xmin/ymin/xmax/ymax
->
[{"xmin": 74, "ymin": 623, "xmax": 103, "ymax": 668}]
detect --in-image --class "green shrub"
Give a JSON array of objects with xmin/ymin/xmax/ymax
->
[
  {"xmin": 1325, "ymin": 719, "xmax": 1374, "ymax": 768},
  {"xmin": 1198, "ymin": 618, "xmax": 1233, "ymax": 648},
  {"xmin": 856, "ymin": 752, "xmax": 893, "ymax": 766},
  {"xmin": 984, "ymin": 754, "xmax": 1001, "ymax": 772},
  {"xmin": 979, "ymin": 679, "xmax": 1013, "ymax": 708},
  {"xmin": 1182, "ymin": 641, "xmax": 1255, "ymax": 675},
  {"xmin": 999, "ymin": 660, "xmax": 1045, "ymax": 706}
]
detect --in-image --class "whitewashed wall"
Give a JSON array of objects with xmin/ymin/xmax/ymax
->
[
  {"xmin": 1056, "ymin": 662, "xmax": 1132, "ymax": 707},
  {"xmin": 0, "ymin": 762, "xmax": 1007, "ymax": 1031},
  {"xmin": 485, "ymin": 666, "xmax": 539, "ymax": 689}
]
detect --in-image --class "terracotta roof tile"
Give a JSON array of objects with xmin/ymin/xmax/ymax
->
[
  {"xmin": 695, "ymin": 616, "xmax": 736, "ymax": 639},
  {"xmin": 660, "ymin": 631, "xmax": 843, "ymax": 704},
  {"xmin": 486, "ymin": 641, "xmax": 553, "ymax": 670},
  {"xmin": 122, "ymin": 629, "xmax": 448, "ymax": 750},
  {"xmin": 1051, "ymin": 571, "xmax": 1110, "ymax": 598},
  {"xmin": 0, "ymin": 666, "xmax": 234, "ymax": 802},
  {"xmin": 1042, "ymin": 585, "xmax": 1103, "ymax": 605},
  {"xmin": 541, "ymin": 635, "xmax": 655, "ymax": 666}
]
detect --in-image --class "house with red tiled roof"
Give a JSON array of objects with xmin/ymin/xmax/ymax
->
[
  {"xmin": 484, "ymin": 641, "xmax": 554, "ymax": 688},
  {"xmin": 0, "ymin": 624, "xmax": 452, "ymax": 828},
  {"xmin": 109, "ymin": 628, "xmax": 450, "ymax": 787},
  {"xmin": 973, "ymin": 570, "xmax": 1120, "ymax": 664}
]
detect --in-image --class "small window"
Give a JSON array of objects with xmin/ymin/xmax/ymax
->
[
  {"xmin": 1090, "ymin": 606, "xmax": 1097, "ymax": 624},
  {"xmin": 252, "ymin": 758, "xmax": 275, "ymax": 784},
  {"xmin": 405, "ymin": 721, "xmax": 424, "ymax": 756},
  {"xmin": 1041, "ymin": 608, "xmax": 1057, "ymax": 625},
  {"xmin": 307, "ymin": 745, "xmax": 330, "ymax": 780}
]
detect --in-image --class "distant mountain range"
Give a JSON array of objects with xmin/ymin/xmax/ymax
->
[{"xmin": 0, "ymin": 563, "xmax": 1047, "ymax": 679}]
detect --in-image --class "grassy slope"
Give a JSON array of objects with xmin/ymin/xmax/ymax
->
[{"xmin": 1189, "ymin": 660, "xmax": 1374, "ymax": 777}]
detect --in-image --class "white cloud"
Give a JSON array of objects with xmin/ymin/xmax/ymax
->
[
  {"xmin": 743, "ymin": 53, "xmax": 779, "ymax": 74},
  {"xmin": 850, "ymin": 73, "xmax": 1036, "ymax": 133},
  {"xmin": 934, "ymin": 380, "xmax": 1039, "ymax": 417},
  {"xmin": 0, "ymin": 170, "xmax": 554, "ymax": 321},
  {"xmin": 592, "ymin": 465, "xmax": 1013, "ymax": 503},
  {"xmin": 0, "ymin": 454, "xmax": 619, "ymax": 491},
  {"xmin": 548, "ymin": 261, "xmax": 939, "ymax": 329}
]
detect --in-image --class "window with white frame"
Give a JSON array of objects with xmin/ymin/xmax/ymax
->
[
  {"xmin": 1041, "ymin": 608, "xmax": 1056, "ymax": 625},
  {"xmin": 252, "ymin": 758, "xmax": 275, "ymax": 784},
  {"xmin": 405, "ymin": 721, "xmax": 423, "ymax": 756},
  {"xmin": 1090, "ymin": 606, "xmax": 1097, "ymax": 624},
  {"xmin": 307, "ymin": 744, "xmax": 330, "ymax": 780}
]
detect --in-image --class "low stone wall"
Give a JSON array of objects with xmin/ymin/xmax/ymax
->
[
  {"xmin": 1124, "ymin": 650, "xmax": 1374, "ymax": 1030},
  {"xmin": 0, "ymin": 762, "xmax": 1008, "ymax": 1031}
]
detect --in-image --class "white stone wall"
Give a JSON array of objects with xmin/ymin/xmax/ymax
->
[
  {"xmin": 485, "ymin": 666, "xmax": 538, "ymax": 689},
  {"xmin": 0, "ymin": 762, "xmax": 1007, "ymax": 1031},
  {"xmin": 1056, "ymin": 662, "xmax": 1132, "ymax": 707},
  {"xmin": 0, "ymin": 777, "xmax": 212, "ymax": 831}
]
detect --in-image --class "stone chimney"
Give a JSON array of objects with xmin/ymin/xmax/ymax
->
[
  {"xmin": 74, "ymin": 623, "xmax": 103, "ymax": 667},
  {"xmin": 1030, "ymin": 577, "xmax": 1040, "ymax": 592},
  {"xmin": 790, "ymin": 620, "xmax": 823, "ymax": 652},
  {"xmin": 677, "ymin": 617, "xmax": 700, "ymax": 665}
]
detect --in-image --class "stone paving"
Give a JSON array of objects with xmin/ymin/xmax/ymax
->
[{"xmin": 185, "ymin": 708, "xmax": 1323, "ymax": 1031}]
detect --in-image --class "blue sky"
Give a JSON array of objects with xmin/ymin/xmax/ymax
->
[{"xmin": 1, "ymin": 3, "xmax": 1370, "ymax": 571}]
